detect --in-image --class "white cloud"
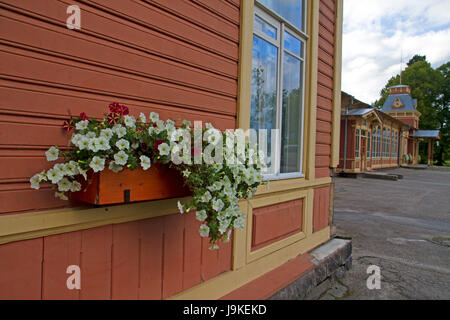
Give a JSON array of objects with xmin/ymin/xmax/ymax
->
[{"xmin": 342, "ymin": 0, "xmax": 450, "ymax": 104}]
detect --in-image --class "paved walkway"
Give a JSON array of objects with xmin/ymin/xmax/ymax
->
[{"xmin": 326, "ymin": 168, "xmax": 450, "ymax": 299}]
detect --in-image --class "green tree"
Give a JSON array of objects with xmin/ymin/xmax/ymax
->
[
  {"xmin": 374, "ymin": 56, "xmax": 449, "ymax": 165},
  {"xmin": 407, "ymin": 54, "xmax": 426, "ymax": 67},
  {"xmin": 435, "ymin": 62, "xmax": 450, "ymax": 164}
]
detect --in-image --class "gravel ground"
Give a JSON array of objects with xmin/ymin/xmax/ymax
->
[{"xmin": 327, "ymin": 167, "xmax": 450, "ymax": 300}]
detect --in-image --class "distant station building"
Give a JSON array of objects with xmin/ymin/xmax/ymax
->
[{"xmin": 338, "ymin": 85, "xmax": 440, "ymax": 173}]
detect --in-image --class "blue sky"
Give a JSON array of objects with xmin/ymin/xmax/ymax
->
[{"xmin": 342, "ymin": 0, "xmax": 450, "ymax": 103}]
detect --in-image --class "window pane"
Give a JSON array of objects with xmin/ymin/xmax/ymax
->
[
  {"xmin": 280, "ymin": 53, "xmax": 302, "ymax": 173},
  {"xmin": 284, "ymin": 31, "xmax": 302, "ymax": 57},
  {"xmin": 254, "ymin": 15, "xmax": 277, "ymax": 39},
  {"xmin": 250, "ymin": 35, "xmax": 278, "ymax": 173},
  {"xmin": 258, "ymin": 0, "xmax": 303, "ymax": 31}
]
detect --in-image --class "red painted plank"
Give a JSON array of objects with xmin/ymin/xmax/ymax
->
[
  {"xmin": 111, "ymin": 221, "xmax": 140, "ymax": 299},
  {"xmin": 0, "ymin": 50, "xmax": 237, "ymax": 116},
  {"xmin": 162, "ymin": 213, "xmax": 185, "ymax": 299},
  {"xmin": 0, "ymin": 14, "xmax": 237, "ymax": 97},
  {"xmin": 139, "ymin": 216, "xmax": 164, "ymax": 300},
  {"xmin": 42, "ymin": 232, "xmax": 82, "ymax": 300},
  {"xmin": 313, "ymin": 187, "xmax": 330, "ymax": 231},
  {"xmin": 182, "ymin": 212, "xmax": 202, "ymax": 290},
  {"xmin": 316, "ymin": 167, "xmax": 330, "ymax": 179},
  {"xmin": 217, "ymin": 238, "xmax": 232, "ymax": 274},
  {"xmin": 221, "ymin": 253, "xmax": 315, "ymax": 300},
  {"xmin": 80, "ymin": 225, "xmax": 113, "ymax": 300},
  {"xmin": 201, "ymin": 236, "xmax": 220, "ymax": 282},
  {"xmin": 0, "ymin": 0, "xmax": 238, "ymax": 77},
  {"xmin": 0, "ymin": 238, "xmax": 43, "ymax": 300}
]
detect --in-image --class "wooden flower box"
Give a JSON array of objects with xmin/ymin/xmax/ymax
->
[{"xmin": 71, "ymin": 165, "xmax": 190, "ymax": 205}]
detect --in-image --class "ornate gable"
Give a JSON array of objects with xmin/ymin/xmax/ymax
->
[{"xmin": 392, "ymin": 97, "xmax": 403, "ymax": 109}]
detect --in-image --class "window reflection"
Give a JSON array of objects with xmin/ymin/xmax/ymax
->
[
  {"xmin": 280, "ymin": 53, "xmax": 302, "ymax": 173},
  {"xmin": 254, "ymin": 15, "xmax": 277, "ymax": 39},
  {"xmin": 250, "ymin": 35, "xmax": 278, "ymax": 172},
  {"xmin": 284, "ymin": 31, "xmax": 302, "ymax": 57},
  {"xmin": 258, "ymin": 0, "xmax": 304, "ymax": 31}
]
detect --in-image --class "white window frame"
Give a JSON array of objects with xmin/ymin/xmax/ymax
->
[{"xmin": 252, "ymin": 2, "xmax": 308, "ymax": 181}]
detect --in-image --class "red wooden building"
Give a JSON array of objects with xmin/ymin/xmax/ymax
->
[
  {"xmin": 0, "ymin": 0, "xmax": 344, "ymax": 299},
  {"xmin": 338, "ymin": 86, "xmax": 440, "ymax": 174}
]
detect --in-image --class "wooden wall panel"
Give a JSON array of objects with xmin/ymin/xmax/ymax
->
[
  {"xmin": 111, "ymin": 221, "xmax": 140, "ymax": 300},
  {"xmin": 313, "ymin": 186, "xmax": 330, "ymax": 232},
  {"xmin": 251, "ymin": 199, "xmax": 303, "ymax": 251},
  {"xmin": 80, "ymin": 225, "xmax": 113, "ymax": 300},
  {"xmin": 0, "ymin": 0, "xmax": 239, "ymax": 214},
  {"xmin": 315, "ymin": 0, "xmax": 336, "ymax": 178},
  {"xmin": 138, "ymin": 217, "xmax": 164, "ymax": 300},
  {"xmin": 42, "ymin": 232, "xmax": 82, "ymax": 300},
  {"xmin": 0, "ymin": 238, "xmax": 43, "ymax": 300}
]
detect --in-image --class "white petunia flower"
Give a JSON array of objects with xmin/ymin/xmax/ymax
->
[
  {"xmin": 45, "ymin": 146, "xmax": 59, "ymax": 162},
  {"xmin": 139, "ymin": 112, "xmax": 147, "ymax": 123},
  {"xmin": 182, "ymin": 169, "xmax": 191, "ymax": 177},
  {"xmin": 115, "ymin": 139, "xmax": 130, "ymax": 151},
  {"xmin": 182, "ymin": 119, "xmax": 192, "ymax": 127},
  {"xmin": 88, "ymin": 138, "xmax": 99, "ymax": 152},
  {"xmin": 71, "ymin": 134, "xmax": 83, "ymax": 146},
  {"xmin": 70, "ymin": 181, "xmax": 82, "ymax": 192},
  {"xmin": 30, "ymin": 174, "xmax": 41, "ymax": 190},
  {"xmin": 100, "ymin": 128, "xmax": 113, "ymax": 140},
  {"xmin": 158, "ymin": 143, "xmax": 170, "ymax": 156},
  {"xmin": 196, "ymin": 210, "xmax": 207, "ymax": 222},
  {"xmin": 200, "ymin": 191, "xmax": 212, "ymax": 203},
  {"xmin": 96, "ymin": 136, "xmax": 110, "ymax": 151},
  {"xmin": 54, "ymin": 163, "xmax": 67, "ymax": 176},
  {"xmin": 150, "ymin": 112, "xmax": 159, "ymax": 122},
  {"xmin": 140, "ymin": 155, "xmax": 151, "ymax": 170},
  {"xmin": 65, "ymin": 161, "xmax": 78, "ymax": 176},
  {"xmin": 166, "ymin": 119, "xmax": 175, "ymax": 126},
  {"xmin": 75, "ymin": 120, "xmax": 89, "ymax": 130},
  {"xmin": 113, "ymin": 124, "xmax": 127, "ymax": 138},
  {"xmin": 148, "ymin": 126, "xmax": 156, "ymax": 136},
  {"xmin": 86, "ymin": 131, "xmax": 96, "ymax": 139},
  {"xmin": 57, "ymin": 178, "xmax": 72, "ymax": 192},
  {"xmin": 212, "ymin": 198, "xmax": 224, "ymax": 212},
  {"xmin": 166, "ymin": 125, "xmax": 175, "ymax": 136},
  {"xmin": 205, "ymin": 122, "xmax": 213, "ymax": 129},
  {"xmin": 199, "ymin": 224, "xmax": 210, "ymax": 237},
  {"xmin": 108, "ymin": 161, "xmax": 123, "ymax": 173},
  {"xmin": 114, "ymin": 151, "xmax": 128, "ymax": 166},
  {"xmin": 78, "ymin": 137, "xmax": 90, "ymax": 150},
  {"xmin": 89, "ymin": 156, "xmax": 105, "ymax": 172},
  {"xmin": 124, "ymin": 115, "xmax": 136, "ymax": 128},
  {"xmin": 177, "ymin": 201, "xmax": 185, "ymax": 214},
  {"xmin": 47, "ymin": 168, "xmax": 63, "ymax": 184},
  {"xmin": 218, "ymin": 220, "xmax": 229, "ymax": 234}
]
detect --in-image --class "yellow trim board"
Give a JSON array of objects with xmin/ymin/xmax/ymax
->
[
  {"xmin": 331, "ymin": 0, "xmax": 343, "ymax": 168},
  {"xmin": 0, "ymin": 196, "xmax": 191, "ymax": 245},
  {"xmin": 169, "ymin": 226, "xmax": 330, "ymax": 300},
  {"xmin": 236, "ymin": 0, "xmax": 254, "ymax": 131}
]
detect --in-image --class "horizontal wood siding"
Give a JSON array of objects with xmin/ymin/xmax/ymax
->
[
  {"xmin": 315, "ymin": 0, "xmax": 335, "ymax": 179},
  {"xmin": 0, "ymin": 0, "xmax": 239, "ymax": 214},
  {"xmin": 0, "ymin": 212, "xmax": 232, "ymax": 299}
]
